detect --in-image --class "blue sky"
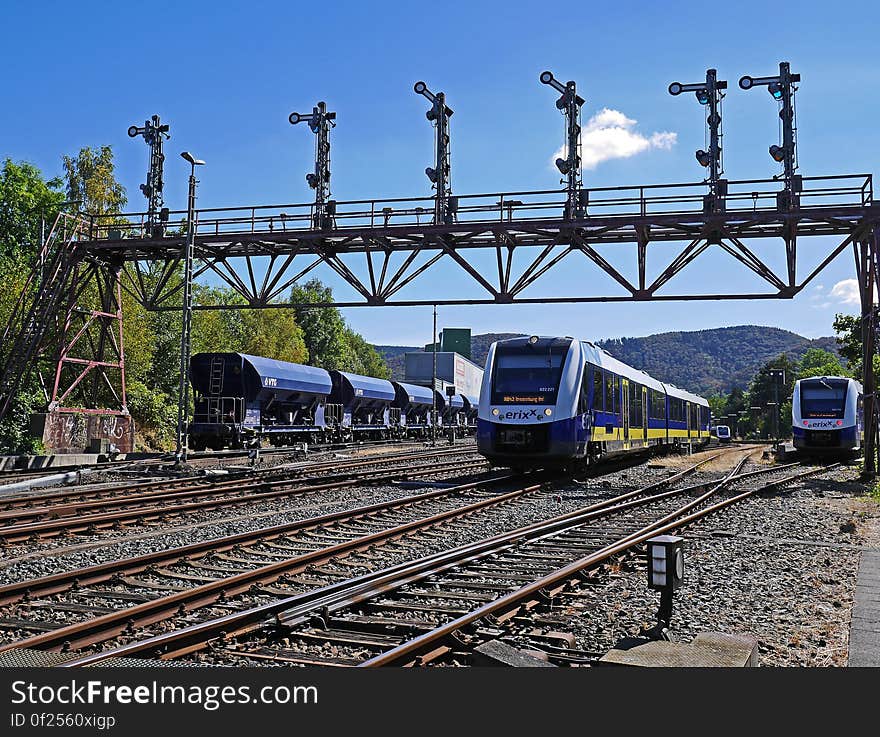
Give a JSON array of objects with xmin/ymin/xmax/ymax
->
[{"xmin": 2, "ymin": 0, "xmax": 878, "ymax": 345}]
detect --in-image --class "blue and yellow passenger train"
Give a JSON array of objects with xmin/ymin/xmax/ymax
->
[{"xmin": 477, "ymin": 336, "xmax": 710, "ymax": 468}]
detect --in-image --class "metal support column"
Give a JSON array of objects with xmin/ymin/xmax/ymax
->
[
  {"xmin": 431, "ymin": 304, "xmax": 438, "ymax": 446},
  {"xmin": 861, "ymin": 234, "xmax": 878, "ymax": 477},
  {"xmin": 175, "ymin": 153, "xmax": 204, "ymax": 464}
]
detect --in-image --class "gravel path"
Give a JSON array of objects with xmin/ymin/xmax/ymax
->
[{"xmin": 555, "ymin": 462, "xmax": 879, "ymax": 666}]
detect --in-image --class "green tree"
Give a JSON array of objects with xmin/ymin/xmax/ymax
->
[
  {"xmin": 287, "ymin": 279, "xmax": 390, "ymax": 377},
  {"xmin": 0, "ymin": 159, "xmax": 64, "ymax": 261},
  {"xmin": 289, "ymin": 279, "xmax": 349, "ymax": 369},
  {"xmin": 62, "ymin": 146, "xmax": 126, "ymax": 216},
  {"xmin": 797, "ymin": 348, "xmax": 844, "ymax": 380},
  {"xmin": 748, "ymin": 354, "xmax": 799, "ymax": 438},
  {"xmin": 342, "ymin": 328, "xmax": 390, "ymax": 378}
]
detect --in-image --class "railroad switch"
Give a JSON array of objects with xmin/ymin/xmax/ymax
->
[{"xmin": 641, "ymin": 535, "xmax": 685, "ymax": 641}]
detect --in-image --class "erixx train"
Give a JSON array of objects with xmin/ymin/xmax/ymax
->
[
  {"xmin": 188, "ymin": 352, "xmax": 478, "ymax": 450},
  {"xmin": 477, "ymin": 336, "xmax": 710, "ymax": 468},
  {"xmin": 792, "ymin": 375, "xmax": 863, "ymax": 453}
]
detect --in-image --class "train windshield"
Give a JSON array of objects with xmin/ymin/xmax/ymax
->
[
  {"xmin": 491, "ymin": 344, "xmax": 569, "ymax": 404},
  {"xmin": 800, "ymin": 380, "xmax": 848, "ymax": 418}
]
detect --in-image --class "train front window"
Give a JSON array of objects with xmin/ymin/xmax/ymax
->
[
  {"xmin": 800, "ymin": 380, "xmax": 848, "ymax": 418},
  {"xmin": 491, "ymin": 344, "xmax": 569, "ymax": 404}
]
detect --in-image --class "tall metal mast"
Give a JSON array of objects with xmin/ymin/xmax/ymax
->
[
  {"xmin": 128, "ymin": 115, "xmax": 170, "ymax": 237},
  {"xmin": 540, "ymin": 70, "xmax": 586, "ymax": 219},
  {"xmin": 414, "ymin": 81, "xmax": 454, "ymax": 224},
  {"xmin": 669, "ymin": 69, "xmax": 728, "ymax": 209},
  {"xmin": 739, "ymin": 61, "xmax": 801, "ymax": 206},
  {"xmin": 290, "ymin": 102, "xmax": 336, "ymax": 229}
]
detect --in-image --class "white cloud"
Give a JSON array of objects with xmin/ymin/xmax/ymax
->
[
  {"xmin": 830, "ymin": 278, "xmax": 861, "ymax": 306},
  {"xmin": 551, "ymin": 108, "xmax": 677, "ymax": 170}
]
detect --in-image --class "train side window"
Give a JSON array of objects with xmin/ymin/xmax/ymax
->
[
  {"xmin": 628, "ymin": 382, "xmax": 638, "ymax": 426},
  {"xmin": 579, "ymin": 368, "xmax": 591, "ymax": 414},
  {"xmin": 656, "ymin": 391, "xmax": 665, "ymax": 419},
  {"xmin": 593, "ymin": 366, "xmax": 604, "ymax": 412},
  {"xmin": 604, "ymin": 372, "xmax": 614, "ymax": 413}
]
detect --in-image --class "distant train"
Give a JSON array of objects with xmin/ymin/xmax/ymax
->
[
  {"xmin": 714, "ymin": 425, "xmax": 732, "ymax": 443},
  {"xmin": 188, "ymin": 352, "xmax": 478, "ymax": 450},
  {"xmin": 477, "ymin": 336, "xmax": 710, "ymax": 469},
  {"xmin": 792, "ymin": 376, "xmax": 863, "ymax": 453}
]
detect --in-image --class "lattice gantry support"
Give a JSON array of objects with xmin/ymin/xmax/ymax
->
[
  {"xmin": 39, "ymin": 255, "xmax": 133, "ymax": 453},
  {"xmin": 290, "ymin": 102, "xmax": 336, "ymax": 230},
  {"xmin": 128, "ymin": 115, "xmax": 171, "ymax": 237},
  {"xmin": 414, "ymin": 81, "xmax": 455, "ymax": 225},
  {"xmin": 856, "ymin": 228, "xmax": 880, "ymax": 477},
  {"xmin": 540, "ymin": 70, "xmax": 586, "ymax": 220}
]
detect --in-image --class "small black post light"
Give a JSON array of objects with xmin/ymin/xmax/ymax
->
[{"xmin": 643, "ymin": 534, "xmax": 685, "ymax": 640}]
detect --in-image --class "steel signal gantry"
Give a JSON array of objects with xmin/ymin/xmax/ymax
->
[
  {"xmin": 669, "ymin": 69, "xmax": 727, "ymax": 211},
  {"xmin": 128, "ymin": 115, "xmax": 170, "ymax": 237},
  {"xmin": 414, "ymin": 81, "xmax": 455, "ymax": 225},
  {"xmin": 290, "ymin": 102, "xmax": 336, "ymax": 229},
  {"xmin": 540, "ymin": 70, "xmax": 586, "ymax": 220}
]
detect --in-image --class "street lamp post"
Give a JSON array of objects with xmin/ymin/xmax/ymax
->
[
  {"xmin": 431, "ymin": 304, "xmax": 438, "ymax": 446},
  {"xmin": 175, "ymin": 151, "xmax": 205, "ymax": 465}
]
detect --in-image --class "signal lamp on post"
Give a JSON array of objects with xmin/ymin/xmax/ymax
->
[
  {"xmin": 642, "ymin": 535, "xmax": 685, "ymax": 641},
  {"xmin": 695, "ymin": 149, "xmax": 712, "ymax": 167},
  {"xmin": 769, "ymin": 145, "xmax": 786, "ymax": 163}
]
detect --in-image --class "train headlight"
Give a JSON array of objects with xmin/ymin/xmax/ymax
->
[
  {"xmin": 544, "ymin": 408, "xmax": 553, "ymax": 416},
  {"xmin": 803, "ymin": 421, "xmax": 808, "ymax": 426},
  {"xmin": 837, "ymin": 420, "xmax": 843, "ymax": 426},
  {"xmin": 492, "ymin": 408, "xmax": 500, "ymax": 416},
  {"xmin": 528, "ymin": 335, "xmax": 539, "ymax": 344}
]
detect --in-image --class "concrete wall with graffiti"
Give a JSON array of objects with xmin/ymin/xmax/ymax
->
[{"xmin": 31, "ymin": 412, "xmax": 135, "ymax": 453}]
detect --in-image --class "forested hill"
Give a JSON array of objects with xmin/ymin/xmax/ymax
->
[{"xmin": 375, "ymin": 325, "xmax": 839, "ymax": 396}]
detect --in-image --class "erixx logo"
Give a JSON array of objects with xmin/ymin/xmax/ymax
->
[
  {"xmin": 806, "ymin": 419, "xmax": 838, "ymax": 429},
  {"xmin": 500, "ymin": 408, "xmax": 542, "ymax": 420}
]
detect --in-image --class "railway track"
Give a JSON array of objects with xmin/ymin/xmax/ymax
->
[
  {"xmin": 50, "ymin": 455, "xmax": 835, "ymax": 667},
  {"xmin": 0, "ymin": 448, "xmax": 488, "ymax": 545},
  {"xmin": 0, "ymin": 439, "xmax": 454, "ymax": 488},
  {"xmin": 0, "ymin": 445, "xmax": 476, "ymax": 508},
  {"xmin": 0, "ymin": 450, "xmax": 741, "ymax": 661}
]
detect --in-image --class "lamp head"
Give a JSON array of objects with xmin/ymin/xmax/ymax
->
[{"xmin": 180, "ymin": 151, "xmax": 205, "ymax": 167}]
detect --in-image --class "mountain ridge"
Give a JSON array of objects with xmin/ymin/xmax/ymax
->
[{"xmin": 375, "ymin": 325, "xmax": 840, "ymax": 397}]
